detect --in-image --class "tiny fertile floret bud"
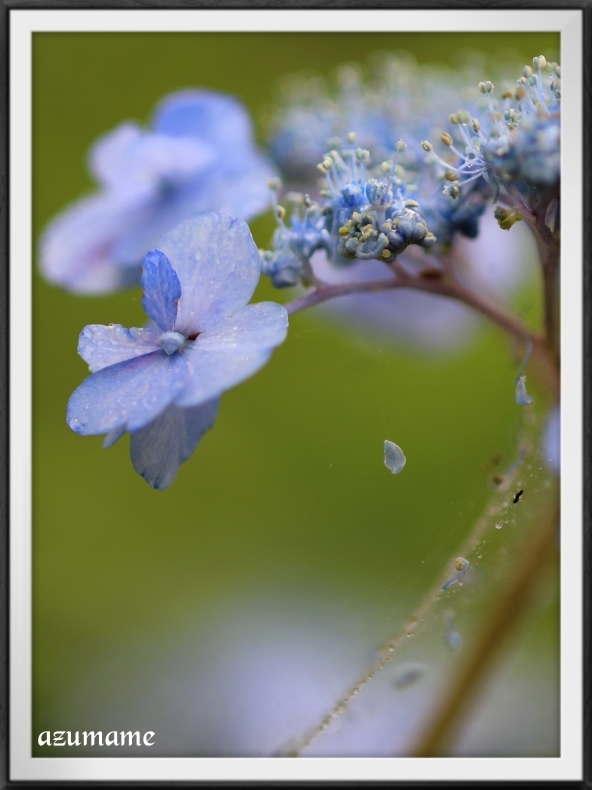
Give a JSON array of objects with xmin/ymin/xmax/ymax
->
[{"xmin": 478, "ymin": 81, "xmax": 494, "ymax": 94}]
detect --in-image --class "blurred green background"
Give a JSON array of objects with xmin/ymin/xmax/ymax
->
[{"xmin": 32, "ymin": 31, "xmax": 559, "ymax": 756}]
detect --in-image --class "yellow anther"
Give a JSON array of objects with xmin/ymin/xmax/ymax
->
[
  {"xmin": 421, "ymin": 140, "xmax": 433, "ymax": 152},
  {"xmin": 338, "ymin": 226, "xmax": 349, "ymax": 236},
  {"xmin": 347, "ymin": 131, "xmax": 356, "ymax": 143},
  {"xmin": 441, "ymin": 132, "xmax": 453, "ymax": 146},
  {"xmin": 444, "ymin": 170, "xmax": 459, "ymax": 181}
]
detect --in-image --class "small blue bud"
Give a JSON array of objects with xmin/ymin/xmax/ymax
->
[{"xmin": 158, "ymin": 331, "xmax": 186, "ymax": 355}]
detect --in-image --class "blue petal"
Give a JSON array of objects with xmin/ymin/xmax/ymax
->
[
  {"xmin": 543, "ymin": 406, "xmax": 560, "ymax": 474},
  {"xmin": 38, "ymin": 191, "xmax": 152, "ymax": 294},
  {"xmin": 110, "ymin": 151, "xmax": 275, "ymax": 266},
  {"xmin": 515, "ymin": 375, "xmax": 533, "ymax": 406},
  {"xmin": 157, "ymin": 214, "xmax": 262, "ymax": 336},
  {"xmin": 130, "ymin": 398, "xmax": 220, "ymax": 490},
  {"xmin": 103, "ymin": 424, "xmax": 127, "ymax": 448},
  {"xmin": 190, "ymin": 156, "xmax": 276, "ymax": 223},
  {"xmin": 67, "ymin": 350, "xmax": 188, "ymax": 435},
  {"xmin": 175, "ymin": 302, "xmax": 288, "ymax": 407},
  {"xmin": 152, "ymin": 90, "xmax": 255, "ymax": 158},
  {"xmin": 78, "ymin": 324, "xmax": 160, "ymax": 373},
  {"xmin": 88, "ymin": 122, "xmax": 144, "ymax": 187},
  {"xmin": 89, "ymin": 122, "xmax": 214, "ymax": 189},
  {"xmin": 141, "ymin": 250, "xmax": 182, "ymax": 332}
]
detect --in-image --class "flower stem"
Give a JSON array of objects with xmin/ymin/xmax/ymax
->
[
  {"xmin": 284, "ymin": 273, "xmax": 559, "ymax": 397},
  {"xmin": 411, "ymin": 500, "xmax": 559, "ymax": 756}
]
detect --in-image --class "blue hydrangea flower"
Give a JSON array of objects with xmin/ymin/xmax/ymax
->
[
  {"xmin": 40, "ymin": 90, "xmax": 277, "ymax": 294},
  {"xmin": 67, "ymin": 214, "xmax": 289, "ymax": 489}
]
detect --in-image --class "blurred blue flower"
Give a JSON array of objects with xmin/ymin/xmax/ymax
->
[
  {"xmin": 67, "ymin": 214, "xmax": 289, "ymax": 489},
  {"xmin": 268, "ymin": 55, "xmax": 478, "ymax": 180},
  {"xmin": 40, "ymin": 90, "xmax": 277, "ymax": 293},
  {"xmin": 543, "ymin": 405, "xmax": 560, "ymax": 474}
]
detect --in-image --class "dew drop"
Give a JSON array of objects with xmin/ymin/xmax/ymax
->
[{"xmin": 495, "ymin": 521, "xmax": 503, "ymax": 529}]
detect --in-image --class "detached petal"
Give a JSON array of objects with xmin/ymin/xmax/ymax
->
[
  {"xmin": 130, "ymin": 398, "xmax": 220, "ymax": 490},
  {"xmin": 141, "ymin": 250, "xmax": 181, "ymax": 332},
  {"xmin": 67, "ymin": 351, "xmax": 188, "ymax": 435},
  {"xmin": 175, "ymin": 302, "xmax": 288, "ymax": 407},
  {"xmin": 158, "ymin": 214, "xmax": 262, "ymax": 337},
  {"xmin": 78, "ymin": 324, "xmax": 160, "ymax": 373}
]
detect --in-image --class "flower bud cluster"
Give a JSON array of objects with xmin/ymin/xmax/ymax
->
[
  {"xmin": 260, "ymin": 144, "xmax": 437, "ymax": 285},
  {"xmin": 260, "ymin": 182, "xmax": 331, "ymax": 287},
  {"xmin": 423, "ymin": 56, "xmax": 560, "ymax": 204}
]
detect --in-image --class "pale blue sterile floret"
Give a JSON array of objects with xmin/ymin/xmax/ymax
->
[
  {"xmin": 40, "ymin": 90, "xmax": 277, "ymax": 294},
  {"xmin": 67, "ymin": 213, "xmax": 289, "ymax": 489}
]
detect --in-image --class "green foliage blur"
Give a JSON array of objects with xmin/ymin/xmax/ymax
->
[{"xmin": 33, "ymin": 31, "xmax": 559, "ymax": 754}]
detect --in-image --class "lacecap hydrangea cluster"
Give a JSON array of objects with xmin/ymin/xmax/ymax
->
[{"xmin": 262, "ymin": 55, "xmax": 560, "ymax": 288}]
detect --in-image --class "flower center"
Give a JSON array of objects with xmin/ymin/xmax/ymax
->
[{"xmin": 158, "ymin": 331, "xmax": 186, "ymax": 355}]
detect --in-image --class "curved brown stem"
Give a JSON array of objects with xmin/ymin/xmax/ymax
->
[{"xmin": 285, "ymin": 273, "xmax": 559, "ymax": 398}]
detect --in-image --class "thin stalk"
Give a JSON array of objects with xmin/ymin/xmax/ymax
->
[
  {"xmin": 284, "ymin": 273, "xmax": 559, "ymax": 398},
  {"xmin": 412, "ymin": 501, "xmax": 559, "ymax": 756}
]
